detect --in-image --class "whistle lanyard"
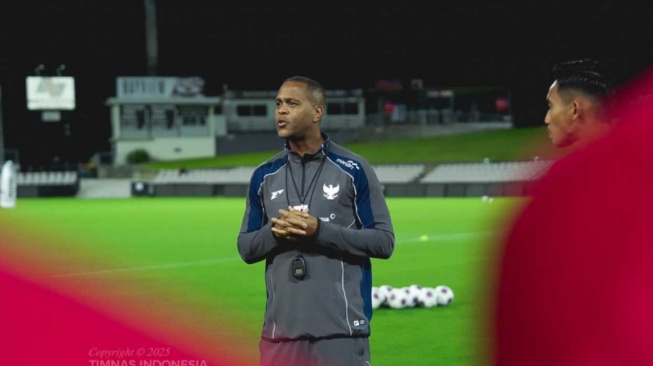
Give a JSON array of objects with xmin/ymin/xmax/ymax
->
[{"xmin": 286, "ymin": 152, "xmax": 327, "ymax": 211}]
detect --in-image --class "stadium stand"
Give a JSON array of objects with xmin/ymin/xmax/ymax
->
[
  {"xmin": 152, "ymin": 165, "xmax": 425, "ymax": 186},
  {"xmin": 372, "ymin": 164, "xmax": 427, "ymax": 197},
  {"xmin": 149, "ymin": 167, "xmax": 255, "ymax": 197},
  {"xmin": 138, "ymin": 161, "xmax": 554, "ymax": 198},
  {"xmin": 3, "ymin": 161, "xmax": 556, "ymax": 198},
  {"xmin": 419, "ymin": 160, "xmax": 554, "ymax": 197},
  {"xmin": 153, "ymin": 167, "xmax": 255, "ymax": 184},
  {"xmin": 420, "ymin": 160, "xmax": 553, "ymax": 183},
  {"xmin": 372, "ymin": 164, "xmax": 426, "ymax": 183},
  {"xmin": 17, "ymin": 171, "xmax": 80, "ymax": 197}
]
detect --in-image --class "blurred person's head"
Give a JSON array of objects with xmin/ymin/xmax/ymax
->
[{"xmin": 545, "ymin": 58, "xmax": 615, "ymax": 148}]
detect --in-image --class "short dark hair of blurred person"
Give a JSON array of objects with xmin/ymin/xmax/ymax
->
[
  {"xmin": 493, "ymin": 66, "xmax": 653, "ymax": 365},
  {"xmin": 545, "ymin": 58, "xmax": 615, "ymax": 149}
]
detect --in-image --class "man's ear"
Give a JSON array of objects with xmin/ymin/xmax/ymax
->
[
  {"xmin": 571, "ymin": 98, "xmax": 585, "ymax": 122},
  {"xmin": 313, "ymin": 105, "xmax": 324, "ymax": 123}
]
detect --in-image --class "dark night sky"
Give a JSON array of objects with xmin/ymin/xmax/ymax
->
[{"xmin": 1, "ymin": 1, "xmax": 653, "ymax": 168}]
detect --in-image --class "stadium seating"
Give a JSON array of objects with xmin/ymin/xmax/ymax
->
[
  {"xmin": 152, "ymin": 165, "xmax": 425, "ymax": 185},
  {"xmin": 17, "ymin": 171, "xmax": 78, "ymax": 185},
  {"xmin": 153, "ymin": 167, "xmax": 255, "ymax": 184},
  {"xmin": 420, "ymin": 160, "xmax": 553, "ymax": 183},
  {"xmin": 419, "ymin": 160, "xmax": 553, "ymax": 197},
  {"xmin": 140, "ymin": 161, "xmax": 554, "ymax": 198},
  {"xmin": 17, "ymin": 171, "xmax": 80, "ymax": 197},
  {"xmin": 372, "ymin": 164, "xmax": 426, "ymax": 183}
]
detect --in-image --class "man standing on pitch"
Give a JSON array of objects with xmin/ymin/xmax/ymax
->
[{"xmin": 237, "ymin": 76, "xmax": 395, "ymax": 366}]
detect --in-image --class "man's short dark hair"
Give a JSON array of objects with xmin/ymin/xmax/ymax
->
[
  {"xmin": 284, "ymin": 76, "xmax": 325, "ymax": 106},
  {"xmin": 552, "ymin": 59, "xmax": 614, "ymax": 101}
]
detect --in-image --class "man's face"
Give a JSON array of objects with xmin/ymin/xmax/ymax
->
[
  {"xmin": 545, "ymin": 81, "xmax": 577, "ymax": 148},
  {"xmin": 275, "ymin": 81, "xmax": 320, "ymax": 140}
]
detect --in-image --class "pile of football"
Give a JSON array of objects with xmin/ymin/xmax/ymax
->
[{"xmin": 371, "ymin": 284, "xmax": 454, "ymax": 309}]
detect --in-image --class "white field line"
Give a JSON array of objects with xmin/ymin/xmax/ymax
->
[{"xmin": 41, "ymin": 256, "xmax": 241, "ymax": 279}]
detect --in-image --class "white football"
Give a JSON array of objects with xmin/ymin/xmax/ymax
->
[
  {"xmin": 417, "ymin": 287, "xmax": 438, "ymax": 308},
  {"xmin": 371, "ymin": 287, "xmax": 385, "ymax": 309},
  {"xmin": 434, "ymin": 285, "xmax": 454, "ymax": 306},
  {"xmin": 404, "ymin": 285, "xmax": 422, "ymax": 308},
  {"xmin": 386, "ymin": 288, "xmax": 409, "ymax": 309},
  {"xmin": 377, "ymin": 285, "xmax": 394, "ymax": 308}
]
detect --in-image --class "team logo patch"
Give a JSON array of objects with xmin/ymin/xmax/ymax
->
[
  {"xmin": 323, "ymin": 184, "xmax": 339, "ymax": 200},
  {"xmin": 270, "ymin": 189, "xmax": 284, "ymax": 200}
]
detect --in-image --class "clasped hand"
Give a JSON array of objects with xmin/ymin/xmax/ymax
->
[{"xmin": 271, "ymin": 206, "xmax": 318, "ymax": 241}]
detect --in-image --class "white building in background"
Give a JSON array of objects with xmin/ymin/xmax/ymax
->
[{"xmin": 106, "ymin": 76, "xmax": 224, "ymax": 165}]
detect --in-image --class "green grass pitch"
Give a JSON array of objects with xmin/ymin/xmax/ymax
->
[{"xmin": 1, "ymin": 196, "xmax": 527, "ymax": 365}]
